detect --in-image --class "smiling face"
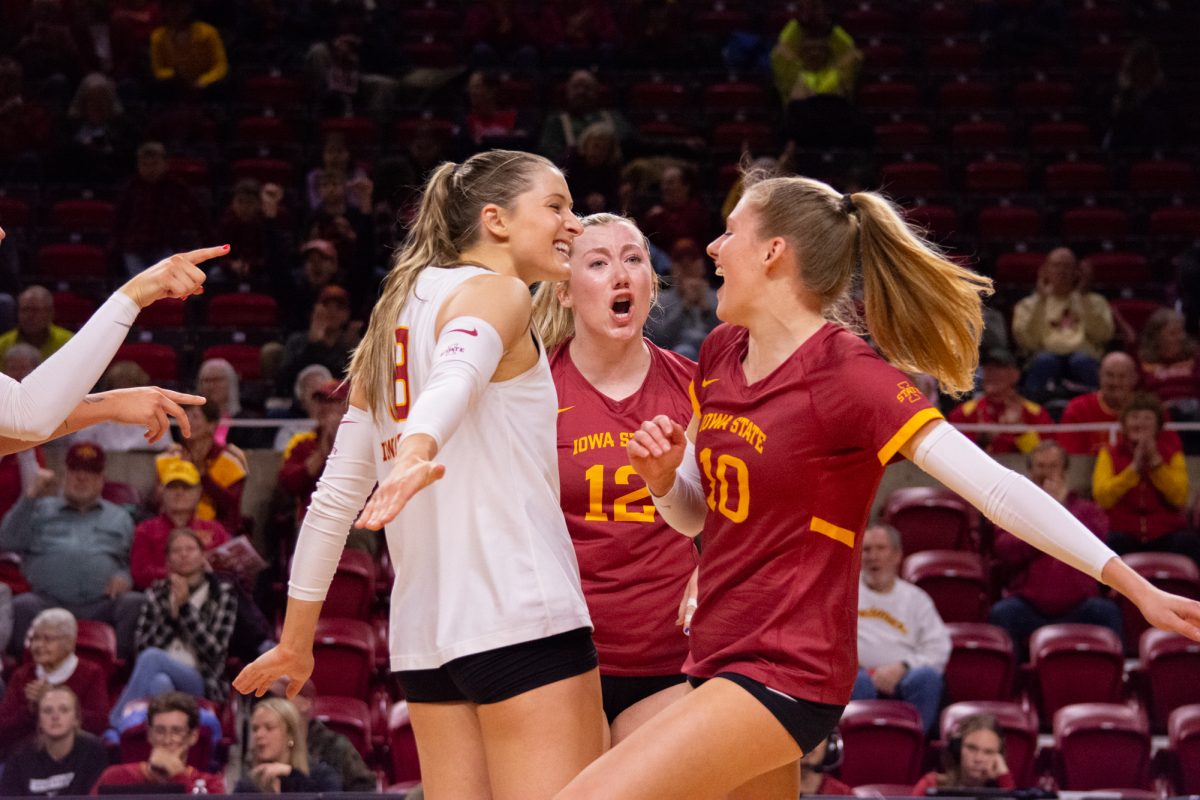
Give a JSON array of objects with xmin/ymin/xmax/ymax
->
[
  {"xmin": 706, "ymin": 198, "xmax": 769, "ymax": 326},
  {"xmin": 560, "ymin": 220, "xmax": 655, "ymax": 345},
  {"xmin": 498, "ymin": 167, "xmax": 582, "ymax": 284}
]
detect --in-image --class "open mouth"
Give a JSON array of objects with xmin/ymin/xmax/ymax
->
[
  {"xmin": 611, "ymin": 293, "xmax": 633, "ymax": 321},
  {"xmin": 553, "ymin": 241, "xmax": 571, "ymax": 258}
]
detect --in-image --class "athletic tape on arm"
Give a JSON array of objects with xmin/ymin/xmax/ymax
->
[
  {"xmin": 401, "ymin": 317, "xmax": 505, "ymax": 449},
  {"xmin": 289, "ymin": 405, "xmax": 378, "ymax": 601},
  {"xmin": 0, "ymin": 293, "xmax": 139, "ymax": 440},
  {"xmin": 651, "ymin": 439, "xmax": 707, "ymax": 537},
  {"xmin": 912, "ymin": 421, "xmax": 1116, "ymax": 581}
]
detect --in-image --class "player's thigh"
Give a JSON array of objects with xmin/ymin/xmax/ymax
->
[
  {"xmin": 554, "ymin": 676, "xmax": 802, "ymax": 800},
  {"xmin": 610, "ymin": 680, "xmax": 691, "ymax": 746},
  {"xmin": 727, "ymin": 761, "xmax": 801, "ymax": 800},
  {"xmin": 477, "ymin": 667, "xmax": 607, "ymax": 800},
  {"xmin": 407, "ymin": 700, "xmax": 491, "ymax": 800}
]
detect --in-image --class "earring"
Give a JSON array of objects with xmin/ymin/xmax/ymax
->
[{"xmin": 287, "ymin": 739, "xmax": 294, "ymax": 748}]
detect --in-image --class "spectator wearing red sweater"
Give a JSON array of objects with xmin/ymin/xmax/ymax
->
[
  {"xmin": 131, "ymin": 458, "xmax": 229, "ymax": 589},
  {"xmin": 1138, "ymin": 309, "xmax": 1200, "ymax": 424},
  {"xmin": 1059, "ymin": 351, "xmax": 1139, "ymax": 456},
  {"xmin": 114, "ymin": 141, "xmax": 210, "ymax": 277},
  {"xmin": 1093, "ymin": 393, "xmax": 1198, "ymax": 565},
  {"xmin": 948, "ymin": 349, "xmax": 1055, "ymax": 455},
  {"xmin": 990, "ymin": 441, "xmax": 1121, "ymax": 661},
  {"xmin": 912, "ymin": 714, "xmax": 1016, "ymax": 795},
  {"xmin": 278, "ymin": 379, "xmax": 348, "ymax": 526},
  {"xmin": 0, "ymin": 609, "xmax": 108, "ymax": 758}
]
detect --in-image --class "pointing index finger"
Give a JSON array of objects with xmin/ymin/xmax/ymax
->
[{"xmin": 181, "ymin": 244, "xmax": 231, "ymax": 265}]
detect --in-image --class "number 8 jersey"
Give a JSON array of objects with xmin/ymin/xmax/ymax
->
[
  {"xmin": 685, "ymin": 323, "xmax": 943, "ymax": 704},
  {"xmin": 376, "ymin": 266, "xmax": 592, "ymax": 671}
]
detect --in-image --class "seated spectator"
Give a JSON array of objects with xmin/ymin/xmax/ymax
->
[
  {"xmin": 770, "ymin": 0, "xmax": 861, "ymax": 106},
  {"xmin": 645, "ymin": 238, "xmax": 718, "ymax": 360},
  {"xmin": 303, "ymin": 4, "xmax": 400, "ymax": 122},
  {"xmin": 110, "ymin": 0, "xmax": 163, "ymax": 78},
  {"xmin": 0, "ymin": 686, "xmax": 108, "ymax": 797},
  {"xmin": 1094, "ymin": 393, "xmax": 1199, "ymax": 564},
  {"xmin": 1138, "ymin": 309, "xmax": 1200, "ymax": 423},
  {"xmin": 912, "ymin": 714, "xmax": 1014, "ymax": 794},
  {"xmin": 949, "ymin": 349, "xmax": 1055, "ymax": 455},
  {"xmin": 464, "ymin": 0, "xmax": 538, "ymax": 70},
  {"xmin": 537, "ymin": 0, "xmax": 620, "ymax": 68},
  {"xmin": 287, "ymin": 239, "xmax": 342, "ymax": 332},
  {"xmin": 0, "ymin": 444, "xmax": 141, "ymax": 659},
  {"xmin": 640, "ymin": 164, "xmax": 712, "ymax": 252},
  {"xmin": 149, "ymin": 0, "xmax": 228, "ymax": 96},
  {"xmin": 56, "ymin": 72, "xmax": 135, "ymax": 184},
  {"xmin": 0, "ymin": 57, "xmax": 53, "ymax": 173},
  {"xmin": 271, "ymin": 364, "xmax": 333, "ymax": 451},
  {"xmin": 114, "ymin": 141, "xmax": 210, "ymax": 276},
  {"xmin": 563, "ymin": 121, "xmax": 622, "ymax": 215},
  {"xmin": 12, "ymin": 0, "xmax": 89, "ymax": 93},
  {"xmin": 110, "ymin": 529, "xmax": 237, "ymax": 728},
  {"xmin": 538, "ymin": 69, "xmax": 633, "ymax": 165},
  {"xmin": 3, "ymin": 342, "xmax": 40, "ymax": 380},
  {"xmin": 306, "ymin": 173, "xmax": 374, "ymax": 305},
  {"xmin": 210, "ymin": 179, "xmax": 290, "ymax": 295},
  {"xmin": 990, "ymin": 441, "xmax": 1121, "ymax": 661},
  {"xmin": 269, "ymin": 679, "xmax": 376, "ymax": 793},
  {"xmin": 1104, "ymin": 39, "xmax": 1178, "ymax": 151},
  {"xmin": 197, "ymin": 357, "xmax": 272, "ymax": 451},
  {"xmin": 70, "ymin": 361, "xmax": 174, "ymax": 453},
  {"xmin": 0, "ymin": 287, "xmax": 72, "ymax": 364},
  {"xmin": 161, "ymin": 403, "xmax": 247, "ymax": 534},
  {"xmin": 1012, "ymin": 248, "xmax": 1114, "ymax": 399},
  {"xmin": 93, "ymin": 692, "xmax": 224, "ymax": 794},
  {"xmin": 461, "ymin": 69, "xmax": 527, "ymax": 150},
  {"xmin": 853, "ymin": 525, "xmax": 951, "ymax": 734},
  {"xmin": 305, "ymin": 133, "xmax": 370, "ymax": 213},
  {"xmin": 131, "ymin": 458, "xmax": 229, "ymax": 589},
  {"xmin": 0, "ymin": 609, "xmax": 109, "ymax": 756},
  {"xmin": 237, "ymin": 698, "xmax": 342, "ymax": 793},
  {"xmin": 276, "ymin": 286, "xmax": 359, "ymax": 397},
  {"xmin": 1059, "ymin": 352, "xmax": 1139, "ymax": 456},
  {"xmin": 797, "ymin": 733, "xmax": 851, "ymax": 796},
  {"xmin": 279, "ymin": 379, "xmax": 350, "ymax": 528}
]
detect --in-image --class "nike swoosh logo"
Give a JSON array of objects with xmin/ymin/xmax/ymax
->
[
  {"xmin": 701, "ymin": 378, "xmax": 719, "ymax": 387},
  {"xmin": 558, "ymin": 406, "xmax": 574, "ymax": 413},
  {"xmin": 449, "ymin": 328, "xmax": 479, "ymax": 336}
]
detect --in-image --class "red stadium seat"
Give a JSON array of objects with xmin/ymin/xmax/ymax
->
[
  {"xmin": 231, "ymin": 158, "xmax": 296, "ymax": 187},
  {"xmin": 858, "ymin": 82, "xmax": 921, "ymax": 111},
  {"xmin": 937, "ymin": 80, "xmax": 997, "ymax": 110},
  {"xmin": 711, "ymin": 122, "xmax": 774, "ymax": 150},
  {"xmin": 880, "ymin": 163, "xmax": 945, "ymax": 197},
  {"xmin": 1044, "ymin": 161, "xmax": 1110, "ymax": 193},
  {"xmin": 311, "ymin": 696, "xmax": 373, "ymax": 761},
  {"xmin": 51, "ymin": 291, "xmax": 98, "ymax": 330},
  {"xmin": 994, "ymin": 251, "xmax": 1046, "ymax": 286},
  {"xmin": 950, "ymin": 121, "xmax": 1013, "ymax": 150},
  {"xmin": 1030, "ymin": 624, "xmax": 1125, "ymax": 721},
  {"xmin": 874, "ymin": 121, "xmax": 933, "ymax": 150},
  {"xmin": 241, "ymin": 74, "xmax": 304, "ymax": 108},
  {"xmin": 233, "ymin": 115, "xmax": 298, "ymax": 148},
  {"xmin": 0, "ymin": 196, "xmax": 32, "ymax": 228},
  {"xmin": 1116, "ymin": 553, "xmax": 1200, "ymax": 656},
  {"xmin": 925, "ymin": 42, "xmax": 982, "ymax": 70},
  {"xmin": 35, "ymin": 243, "xmax": 107, "ymax": 279},
  {"xmin": 320, "ymin": 116, "xmax": 380, "ymax": 149},
  {"xmin": 202, "ymin": 344, "xmax": 263, "ymax": 381},
  {"xmin": 977, "ymin": 206, "xmax": 1041, "ymax": 240},
  {"xmin": 205, "ymin": 293, "xmax": 279, "ymax": 328},
  {"xmin": 1069, "ymin": 6, "xmax": 1127, "ymax": 32},
  {"xmin": 944, "ymin": 623, "xmax": 1015, "ymax": 703},
  {"xmin": 901, "ymin": 550, "xmax": 989, "ymax": 623},
  {"xmin": 0, "ymin": 550, "xmax": 30, "ymax": 594},
  {"xmin": 1109, "ymin": 299, "xmax": 1166, "ymax": 342},
  {"xmin": 136, "ymin": 298, "xmax": 187, "ymax": 329},
  {"xmin": 841, "ymin": 7, "xmax": 897, "ymax": 34},
  {"xmin": 313, "ymin": 618, "xmax": 376, "ymax": 700},
  {"xmin": 965, "ymin": 160, "xmax": 1028, "ymax": 193},
  {"xmin": 321, "ymin": 549, "xmax": 377, "ymax": 620},
  {"xmin": 1052, "ymin": 703, "xmax": 1151, "ymax": 790},
  {"xmin": 903, "ymin": 205, "xmax": 959, "ymax": 240},
  {"xmin": 166, "ymin": 157, "xmax": 211, "ymax": 189},
  {"xmin": 838, "ymin": 700, "xmax": 926, "ymax": 786},
  {"xmin": 1168, "ymin": 704, "xmax": 1200, "ymax": 794},
  {"xmin": 1129, "ymin": 160, "xmax": 1195, "ymax": 194},
  {"xmin": 1012, "ymin": 80, "xmax": 1078, "ymax": 109},
  {"xmin": 882, "ymin": 487, "xmax": 977, "ymax": 554},
  {"xmin": 628, "ymin": 80, "xmax": 687, "ymax": 110},
  {"xmin": 1061, "ymin": 207, "xmax": 1130, "ymax": 241},
  {"xmin": 1029, "ymin": 121, "xmax": 1093, "ymax": 151},
  {"xmin": 115, "ymin": 344, "xmax": 178, "ymax": 382},
  {"xmin": 1149, "ymin": 207, "xmax": 1200, "ymax": 238},
  {"xmin": 918, "ymin": 5, "xmax": 973, "ymax": 33},
  {"xmin": 388, "ymin": 701, "xmax": 422, "ymax": 785},
  {"xmin": 859, "ymin": 42, "xmax": 909, "ymax": 69},
  {"xmin": 75, "ymin": 619, "xmax": 119, "ymax": 679},
  {"xmin": 1140, "ymin": 629, "xmax": 1200, "ymax": 734},
  {"xmin": 1084, "ymin": 252, "xmax": 1151, "ymax": 287},
  {"xmin": 394, "ymin": 117, "xmax": 458, "ymax": 145},
  {"xmin": 940, "ymin": 702, "xmax": 1038, "ymax": 787},
  {"xmin": 49, "ymin": 199, "xmax": 116, "ymax": 233},
  {"xmin": 1080, "ymin": 42, "xmax": 1130, "ymax": 76}
]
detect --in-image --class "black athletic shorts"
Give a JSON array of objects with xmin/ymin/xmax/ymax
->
[
  {"xmin": 600, "ymin": 673, "xmax": 687, "ymax": 725},
  {"xmin": 688, "ymin": 672, "xmax": 844, "ymax": 753},
  {"xmin": 394, "ymin": 627, "xmax": 597, "ymax": 705}
]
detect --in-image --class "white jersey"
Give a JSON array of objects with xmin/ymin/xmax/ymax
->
[{"xmin": 373, "ymin": 266, "xmax": 591, "ymax": 670}]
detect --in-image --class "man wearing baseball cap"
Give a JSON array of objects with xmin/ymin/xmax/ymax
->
[
  {"xmin": 0, "ymin": 442, "xmax": 141, "ymax": 659},
  {"xmin": 130, "ymin": 457, "xmax": 230, "ymax": 590},
  {"xmin": 276, "ymin": 283, "xmax": 360, "ymax": 394}
]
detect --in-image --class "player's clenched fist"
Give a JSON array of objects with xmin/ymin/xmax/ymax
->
[{"xmin": 627, "ymin": 414, "xmax": 688, "ymax": 497}]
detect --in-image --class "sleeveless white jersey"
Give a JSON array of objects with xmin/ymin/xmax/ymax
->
[{"xmin": 372, "ymin": 266, "xmax": 591, "ymax": 670}]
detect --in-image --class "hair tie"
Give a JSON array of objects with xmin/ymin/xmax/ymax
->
[{"xmin": 841, "ymin": 193, "xmax": 857, "ymax": 215}]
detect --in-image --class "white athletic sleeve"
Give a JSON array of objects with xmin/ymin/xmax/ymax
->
[
  {"xmin": 651, "ymin": 439, "xmax": 708, "ymax": 537},
  {"xmin": 911, "ymin": 421, "xmax": 1117, "ymax": 582},
  {"xmin": 0, "ymin": 293, "xmax": 139, "ymax": 440},
  {"xmin": 288, "ymin": 406, "xmax": 378, "ymax": 601},
  {"xmin": 401, "ymin": 316, "xmax": 504, "ymax": 449}
]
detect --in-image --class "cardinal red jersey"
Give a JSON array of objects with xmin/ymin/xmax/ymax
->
[
  {"xmin": 684, "ymin": 323, "xmax": 943, "ymax": 704},
  {"xmin": 551, "ymin": 339, "xmax": 699, "ymax": 676}
]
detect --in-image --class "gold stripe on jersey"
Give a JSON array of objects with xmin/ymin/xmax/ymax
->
[
  {"xmin": 811, "ymin": 516, "xmax": 856, "ymax": 548},
  {"xmin": 876, "ymin": 407, "xmax": 944, "ymax": 466},
  {"xmin": 688, "ymin": 380, "xmax": 701, "ymax": 418}
]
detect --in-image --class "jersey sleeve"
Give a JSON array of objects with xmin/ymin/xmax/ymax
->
[{"xmin": 836, "ymin": 352, "xmax": 944, "ymax": 465}]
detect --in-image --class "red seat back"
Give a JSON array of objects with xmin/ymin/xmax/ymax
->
[
  {"xmin": 1168, "ymin": 704, "xmax": 1200, "ymax": 794},
  {"xmin": 1031, "ymin": 624, "xmax": 1125, "ymax": 720},
  {"xmin": 944, "ymin": 623, "xmax": 1015, "ymax": 703},
  {"xmin": 75, "ymin": 619, "xmax": 118, "ymax": 678},
  {"xmin": 1117, "ymin": 553, "xmax": 1200, "ymax": 655},
  {"xmin": 837, "ymin": 700, "xmax": 926, "ymax": 786},
  {"xmin": 388, "ymin": 701, "xmax": 421, "ymax": 784},
  {"xmin": 312, "ymin": 617, "xmax": 375, "ymax": 700},
  {"xmin": 901, "ymin": 550, "xmax": 989, "ymax": 623},
  {"xmin": 1140, "ymin": 629, "xmax": 1200, "ymax": 733},
  {"xmin": 115, "ymin": 343, "xmax": 178, "ymax": 382},
  {"xmin": 205, "ymin": 293, "xmax": 279, "ymax": 328},
  {"xmin": 202, "ymin": 344, "xmax": 263, "ymax": 381},
  {"xmin": 311, "ymin": 695, "xmax": 373, "ymax": 760},
  {"xmin": 320, "ymin": 549, "xmax": 376, "ymax": 620},
  {"xmin": 882, "ymin": 487, "xmax": 977, "ymax": 554},
  {"xmin": 1053, "ymin": 703, "xmax": 1151, "ymax": 790}
]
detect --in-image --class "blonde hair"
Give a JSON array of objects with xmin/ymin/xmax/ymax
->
[
  {"xmin": 741, "ymin": 174, "xmax": 993, "ymax": 396},
  {"xmin": 531, "ymin": 213, "xmax": 659, "ymax": 350},
  {"xmin": 350, "ymin": 149, "xmax": 557, "ymax": 416},
  {"xmin": 253, "ymin": 698, "xmax": 309, "ymax": 774}
]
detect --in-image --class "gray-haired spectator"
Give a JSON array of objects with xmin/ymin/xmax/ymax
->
[
  {"xmin": 197, "ymin": 357, "xmax": 271, "ymax": 450},
  {"xmin": 3, "ymin": 342, "xmax": 41, "ymax": 381},
  {"xmin": 272, "ymin": 364, "xmax": 334, "ymax": 451}
]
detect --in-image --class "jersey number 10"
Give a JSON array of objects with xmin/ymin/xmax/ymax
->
[
  {"xmin": 390, "ymin": 326, "xmax": 410, "ymax": 421},
  {"xmin": 699, "ymin": 448, "xmax": 749, "ymax": 523}
]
